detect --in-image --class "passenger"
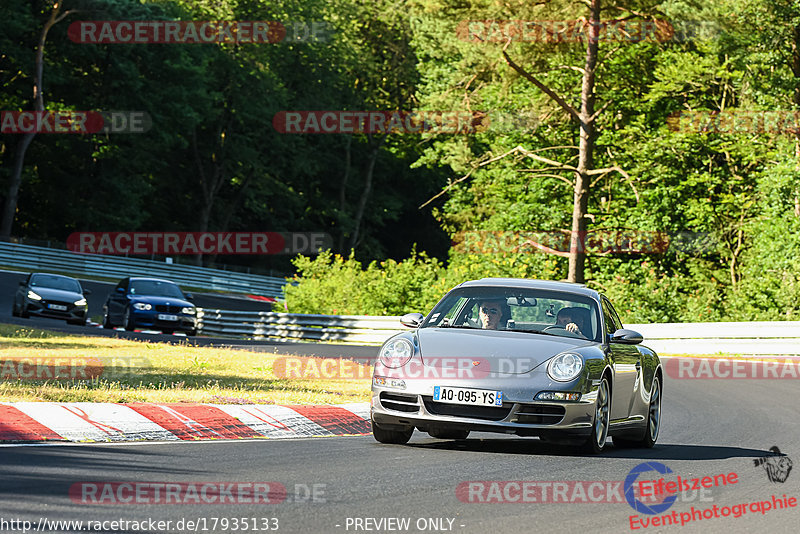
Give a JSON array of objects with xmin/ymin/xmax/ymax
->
[{"xmin": 556, "ymin": 307, "xmax": 587, "ymax": 337}]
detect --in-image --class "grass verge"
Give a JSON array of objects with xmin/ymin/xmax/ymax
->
[{"xmin": 0, "ymin": 324, "xmax": 371, "ymax": 404}]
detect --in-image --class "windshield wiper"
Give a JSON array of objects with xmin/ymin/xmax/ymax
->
[{"xmin": 516, "ymin": 328, "xmax": 566, "ymax": 338}]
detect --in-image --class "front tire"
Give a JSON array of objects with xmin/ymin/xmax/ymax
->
[
  {"xmin": 583, "ymin": 376, "xmax": 610, "ymax": 454},
  {"xmin": 371, "ymin": 418, "xmax": 413, "ymax": 444},
  {"xmin": 613, "ymin": 375, "xmax": 661, "ymax": 449},
  {"xmin": 123, "ymin": 307, "xmax": 136, "ymax": 331}
]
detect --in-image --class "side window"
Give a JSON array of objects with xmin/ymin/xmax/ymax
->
[
  {"xmin": 446, "ymin": 297, "xmax": 469, "ymax": 324},
  {"xmin": 425, "ymin": 296, "xmax": 467, "ymax": 326},
  {"xmin": 601, "ymin": 298, "xmax": 620, "ymax": 336},
  {"xmin": 607, "ymin": 300, "xmax": 624, "ymax": 330}
]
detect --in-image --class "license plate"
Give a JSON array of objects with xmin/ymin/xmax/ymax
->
[
  {"xmin": 157, "ymin": 314, "xmax": 178, "ymax": 321},
  {"xmin": 433, "ymin": 386, "xmax": 503, "ymax": 407},
  {"xmin": 48, "ymin": 304, "xmax": 68, "ymax": 311}
]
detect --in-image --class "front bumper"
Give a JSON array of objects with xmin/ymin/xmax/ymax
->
[
  {"xmin": 24, "ymin": 298, "xmax": 87, "ymax": 322},
  {"xmin": 131, "ymin": 309, "xmax": 197, "ymax": 332},
  {"xmin": 371, "ymin": 373, "xmax": 599, "ymax": 438}
]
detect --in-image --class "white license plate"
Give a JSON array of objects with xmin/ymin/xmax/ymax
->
[
  {"xmin": 48, "ymin": 304, "xmax": 68, "ymax": 311},
  {"xmin": 157, "ymin": 314, "xmax": 178, "ymax": 321},
  {"xmin": 433, "ymin": 386, "xmax": 503, "ymax": 407}
]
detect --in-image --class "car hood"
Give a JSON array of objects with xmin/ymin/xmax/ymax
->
[
  {"xmin": 417, "ymin": 328, "xmax": 595, "ymax": 375},
  {"xmin": 130, "ymin": 295, "xmax": 193, "ymax": 308},
  {"xmin": 28, "ymin": 287, "xmax": 83, "ymax": 302}
]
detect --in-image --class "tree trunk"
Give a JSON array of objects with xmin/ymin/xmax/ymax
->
[
  {"xmin": 1, "ymin": 133, "xmax": 36, "ymax": 237},
  {"xmin": 191, "ymin": 126, "xmax": 228, "ymax": 265},
  {"xmin": 567, "ymin": 0, "xmax": 601, "ymax": 283},
  {"xmin": 348, "ymin": 134, "xmax": 386, "ymax": 251},
  {"xmin": 204, "ymin": 174, "xmax": 252, "ymax": 267},
  {"xmin": 1, "ymin": 1, "xmax": 68, "ymax": 237},
  {"xmin": 337, "ymin": 136, "xmax": 352, "ymax": 251}
]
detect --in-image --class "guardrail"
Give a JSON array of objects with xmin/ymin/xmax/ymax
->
[
  {"xmin": 627, "ymin": 321, "xmax": 800, "ymax": 355},
  {"xmin": 0, "ymin": 241, "xmax": 288, "ymax": 298},
  {"xmin": 196, "ymin": 311, "xmax": 800, "ymax": 355},
  {"xmin": 197, "ymin": 310, "xmax": 408, "ymax": 344}
]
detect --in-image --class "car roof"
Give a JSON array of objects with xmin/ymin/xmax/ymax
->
[
  {"xmin": 128, "ymin": 277, "xmax": 178, "ymax": 284},
  {"xmin": 31, "ymin": 272, "xmax": 78, "ymax": 280},
  {"xmin": 457, "ymin": 278, "xmax": 600, "ymax": 299}
]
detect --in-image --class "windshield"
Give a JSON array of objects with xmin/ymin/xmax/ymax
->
[
  {"xmin": 129, "ymin": 280, "xmax": 185, "ymax": 299},
  {"xmin": 421, "ymin": 286, "xmax": 601, "ymax": 342},
  {"xmin": 30, "ymin": 274, "xmax": 81, "ymax": 293}
]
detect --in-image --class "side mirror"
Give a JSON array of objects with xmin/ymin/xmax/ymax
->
[
  {"xmin": 116, "ymin": 287, "xmax": 125, "ymax": 294},
  {"xmin": 185, "ymin": 293, "xmax": 194, "ymax": 301},
  {"xmin": 83, "ymin": 288, "xmax": 92, "ymax": 295},
  {"xmin": 610, "ymin": 328, "xmax": 643, "ymax": 345},
  {"xmin": 400, "ymin": 312, "xmax": 424, "ymax": 328}
]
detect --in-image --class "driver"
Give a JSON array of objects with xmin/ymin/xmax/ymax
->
[
  {"xmin": 556, "ymin": 307, "xmax": 587, "ymax": 337},
  {"xmin": 478, "ymin": 299, "xmax": 506, "ymax": 330}
]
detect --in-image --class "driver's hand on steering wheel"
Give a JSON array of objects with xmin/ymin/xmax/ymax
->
[{"xmin": 564, "ymin": 322, "xmax": 580, "ymax": 334}]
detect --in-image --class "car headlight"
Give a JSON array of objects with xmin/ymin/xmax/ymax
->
[
  {"xmin": 27, "ymin": 290, "xmax": 42, "ymax": 301},
  {"xmin": 74, "ymin": 298, "xmax": 87, "ymax": 306},
  {"xmin": 132, "ymin": 302, "xmax": 152, "ymax": 310},
  {"xmin": 547, "ymin": 352, "xmax": 584, "ymax": 382},
  {"xmin": 379, "ymin": 338, "xmax": 414, "ymax": 368},
  {"xmin": 181, "ymin": 307, "xmax": 195, "ymax": 315}
]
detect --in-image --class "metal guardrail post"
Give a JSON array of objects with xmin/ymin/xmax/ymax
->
[{"xmin": 0, "ymin": 241, "xmax": 288, "ymax": 298}]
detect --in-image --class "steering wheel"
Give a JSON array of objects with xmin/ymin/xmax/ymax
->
[
  {"xmin": 543, "ymin": 325, "xmax": 584, "ymax": 339},
  {"xmin": 544, "ymin": 325, "xmax": 586, "ymax": 340}
]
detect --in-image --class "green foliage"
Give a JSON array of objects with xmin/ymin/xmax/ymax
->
[
  {"xmin": 285, "ymin": 249, "xmax": 448, "ymax": 315},
  {"xmin": 0, "ymin": 0, "xmax": 449, "ymax": 271},
  {"xmin": 284, "ymin": 0, "xmax": 800, "ymax": 323},
  {"xmin": 5, "ymin": 0, "xmax": 800, "ymax": 323}
]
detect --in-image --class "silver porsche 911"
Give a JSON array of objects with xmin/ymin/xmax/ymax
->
[{"xmin": 370, "ymin": 278, "xmax": 663, "ymax": 453}]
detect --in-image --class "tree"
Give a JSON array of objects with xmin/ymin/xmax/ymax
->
[
  {"xmin": 412, "ymin": 0, "xmax": 659, "ymax": 281},
  {"xmin": 2, "ymin": 0, "xmax": 76, "ymax": 237}
]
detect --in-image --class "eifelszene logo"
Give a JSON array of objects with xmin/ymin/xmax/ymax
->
[
  {"xmin": 625, "ymin": 462, "xmax": 678, "ymax": 515},
  {"xmin": 625, "ymin": 461, "xmax": 738, "ymax": 516}
]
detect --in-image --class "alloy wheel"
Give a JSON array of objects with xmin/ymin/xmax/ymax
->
[{"xmin": 594, "ymin": 378, "xmax": 610, "ymax": 449}]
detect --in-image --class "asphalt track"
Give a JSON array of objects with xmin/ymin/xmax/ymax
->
[
  {"xmin": 1, "ymin": 269, "xmax": 798, "ymax": 533},
  {"xmin": 1, "ymin": 377, "xmax": 798, "ymax": 533},
  {"xmin": 0, "ymin": 269, "xmax": 377, "ymax": 360}
]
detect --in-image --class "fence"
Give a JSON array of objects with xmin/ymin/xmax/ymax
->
[
  {"xmin": 195, "ymin": 310, "xmax": 800, "ymax": 355},
  {"xmin": 627, "ymin": 321, "xmax": 800, "ymax": 355},
  {"xmin": 197, "ymin": 310, "xmax": 408, "ymax": 344},
  {"xmin": 0, "ymin": 241, "xmax": 287, "ymax": 298}
]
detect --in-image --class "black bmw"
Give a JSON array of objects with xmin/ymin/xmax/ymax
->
[{"xmin": 13, "ymin": 272, "xmax": 90, "ymax": 325}]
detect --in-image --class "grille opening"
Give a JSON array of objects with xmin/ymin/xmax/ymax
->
[
  {"xmin": 515, "ymin": 404, "xmax": 566, "ymax": 424},
  {"xmin": 422, "ymin": 397, "xmax": 512, "ymax": 421},
  {"xmin": 380, "ymin": 392, "xmax": 420, "ymax": 413},
  {"xmin": 155, "ymin": 304, "xmax": 183, "ymax": 313},
  {"xmin": 43, "ymin": 300, "xmax": 72, "ymax": 307}
]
